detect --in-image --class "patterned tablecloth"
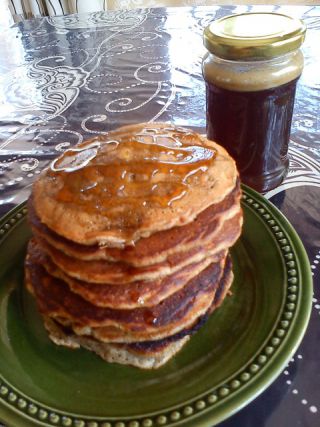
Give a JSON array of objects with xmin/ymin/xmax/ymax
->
[{"xmin": 0, "ymin": 4, "xmax": 319, "ymax": 427}]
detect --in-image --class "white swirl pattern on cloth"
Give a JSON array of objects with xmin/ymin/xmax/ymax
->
[
  {"xmin": 0, "ymin": 57, "xmax": 88, "ymax": 123},
  {"xmin": 0, "ymin": 6, "xmax": 319, "ymax": 208},
  {"xmin": 264, "ymin": 144, "xmax": 320, "ymax": 200}
]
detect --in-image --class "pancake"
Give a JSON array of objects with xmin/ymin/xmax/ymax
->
[
  {"xmin": 25, "ymin": 255, "xmax": 226, "ymax": 328},
  {"xmin": 44, "ymin": 316, "xmax": 190, "ymax": 369},
  {"xmin": 28, "ymin": 238, "xmax": 227, "ymax": 309},
  {"xmin": 31, "ymin": 123, "xmax": 239, "ymax": 247},
  {"xmin": 25, "ymin": 255, "xmax": 231, "ymax": 343},
  {"xmin": 35, "ymin": 235, "xmax": 218, "ymax": 284},
  {"xmin": 42, "ymin": 307, "xmax": 212, "ymax": 369},
  {"xmin": 84, "ymin": 259, "xmax": 233, "ymax": 343},
  {"xmin": 28, "ymin": 178, "xmax": 241, "ymax": 266},
  {"xmin": 32, "ymin": 208, "xmax": 242, "ymax": 285},
  {"xmin": 42, "ymin": 259, "xmax": 233, "ymax": 369}
]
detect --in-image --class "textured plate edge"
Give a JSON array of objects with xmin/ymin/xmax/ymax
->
[
  {"xmin": 0, "ymin": 203, "xmax": 27, "ymax": 241},
  {"xmin": 0, "ymin": 185, "xmax": 313, "ymax": 427},
  {"xmin": 173, "ymin": 184, "xmax": 313, "ymax": 426}
]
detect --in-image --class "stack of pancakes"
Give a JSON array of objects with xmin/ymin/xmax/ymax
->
[{"xmin": 25, "ymin": 122, "xmax": 242, "ymax": 369}]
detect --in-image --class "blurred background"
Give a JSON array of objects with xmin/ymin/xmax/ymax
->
[{"xmin": 1, "ymin": 0, "xmax": 318, "ymax": 24}]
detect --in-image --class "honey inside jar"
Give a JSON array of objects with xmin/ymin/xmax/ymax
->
[
  {"xmin": 203, "ymin": 12, "xmax": 306, "ymax": 193},
  {"xmin": 49, "ymin": 126, "xmax": 216, "ymax": 228},
  {"xmin": 203, "ymin": 52, "xmax": 304, "ymax": 192}
]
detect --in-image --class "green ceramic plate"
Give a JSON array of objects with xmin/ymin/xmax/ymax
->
[{"xmin": 0, "ymin": 186, "xmax": 312, "ymax": 427}]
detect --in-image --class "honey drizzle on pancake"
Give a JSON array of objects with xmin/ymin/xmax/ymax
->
[
  {"xmin": 143, "ymin": 309, "xmax": 158, "ymax": 325},
  {"xmin": 49, "ymin": 126, "xmax": 216, "ymax": 229}
]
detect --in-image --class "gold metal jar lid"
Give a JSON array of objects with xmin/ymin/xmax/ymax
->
[{"xmin": 204, "ymin": 12, "xmax": 306, "ymax": 60}]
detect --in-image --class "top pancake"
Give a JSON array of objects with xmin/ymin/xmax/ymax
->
[
  {"xmin": 31, "ymin": 123, "xmax": 239, "ymax": 246},
  {"xmin": 29, "ymin": 179, "xmax": 241, "ymax": 266}
]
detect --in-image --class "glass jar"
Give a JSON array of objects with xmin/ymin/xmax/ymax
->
[{"xmin": 202, "ymin": 13, "xmax": 306, "ymax": 193}]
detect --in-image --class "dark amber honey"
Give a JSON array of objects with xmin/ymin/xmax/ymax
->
[{"xmin": 206, "ymin": 78, "xmax": 299, "ymax": 192}]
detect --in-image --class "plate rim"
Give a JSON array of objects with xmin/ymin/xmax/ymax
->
[{"xmin": 0, "ymin": 185, "xmax": 313, "ymax": 427}]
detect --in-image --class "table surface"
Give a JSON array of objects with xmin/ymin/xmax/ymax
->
[{"xmin": 0, "ymin": 4, "xmax": 319, "ymax": 427}]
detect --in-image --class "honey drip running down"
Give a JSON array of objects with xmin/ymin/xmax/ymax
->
[
  {"xmin": 143, "ymin": 309, "xmax": 158, "ymax": 326},
  {"xmin": 49, "ymin": 127, "xmax": 216, "ymax": 228}
]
